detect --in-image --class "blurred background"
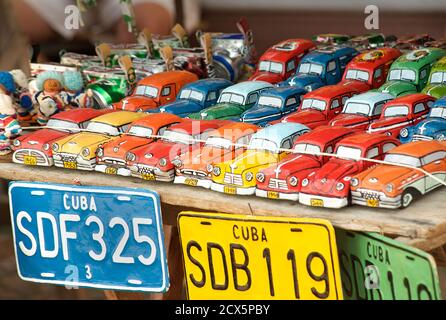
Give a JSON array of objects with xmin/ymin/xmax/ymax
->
[{"xmin": 0, "ymin": 0, "xmax": 446, "ymax": 299}]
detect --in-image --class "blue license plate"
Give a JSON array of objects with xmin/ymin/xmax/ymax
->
[{"xmin": 8, "ymin": 181, "xmax": 169, "ymax": 292}]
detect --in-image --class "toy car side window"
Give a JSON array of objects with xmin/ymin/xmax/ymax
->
[
  {"xmin": 120, "ymin": 124, "xmax": 131, "ymax": 133},
  {"xmin": 420, "ymin": 68, "xmax": 428, "ymax": 80},
  {"xmin": 331, "ymin": 99, "xmax": 340, "ymax": 109},
  {"xmin": 286, "ymin": 60, "xmax": 296, "ymax": 72},
  {"xmin": 372, "ymin": 102, "xmax": 385, "ymax": 116},
  {"xmin": 339, "ymin": 56, "xmax": 349, "ymax": 68},
  {"xmin": 422, "ymin": 151, "xmax": 446, "ymax": 165},
  {"xmin": 414, "ymin": 102, "xmax": 426, "ymax": 113},
  {"xmin": 207, "ymin": 91, "xmax": 217, "ymax": 101},
  {"xmin": 327, "ymin": 60, "xmax": 336, "ymax": 72},
  {"xmin": 341, "ymin": 96, "xmax": 349, "ymax": 105},
  {"xmin": 427, "ymin": 100, "xmax": 434, "ymax": 108},
  {"xmin": 383, "ymin": 142, "xmax": 397, "ymax": 153},
  {"xmin": 281, "ymin": 138, "xmax": 292, "ymax": 150},
  {"xmin": 374, "ymin": 68, "xmax": 382, "ymax": 79},
  {"xmin": 325, "ymin": 145, "xmax": 333, "ymax": 153},
  {"xmin": 366, "ymin": 146, "xmax": 379, "ymax": 159},
  {"xmin": 286, "ymin": 97, "xmax": 297, "ymax": 106},
  {"xmin": 162, "ymin": 86, "xmax": 171, "ymax": 96},
  {"xmin": 247, "ymin": 93, "xmax": 259, "ymax": 104},
  {"xmin": 80, "ymin": 121, "xmax": 90, "ymax": 129},
  {"xmin": 158, "ymin": 124, "xmax": 179, "ymax": 136}
]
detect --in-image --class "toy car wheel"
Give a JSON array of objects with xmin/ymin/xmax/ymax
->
[{"xmin": 401, "ymin": 188, "xmax": 420, "ymax": 208}]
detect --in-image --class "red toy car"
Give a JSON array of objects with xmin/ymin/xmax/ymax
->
[
  {"xmin": 367, "ymin": 93, "xmax": 434, "ymax": 138},
  {"xmin": 12, "ymin": 108, "xmax": 111, "ymax": 166},
  {"xmin": 298, "ymin": 132, "xmax": 400, "ymax": 208},
  {"xmin": 255, "ymin": 126, "xmax": 358, "ymax": 201},
  {"xmin": 249, "ymin": 39, "xmax": 316, "ymax": 84},
  {"xmin": 341, "ymin": 47, "xmax": 402, "ymax": 90},
  {"xmin": 126, "ymin": 120, "xmax": 228, "ymax": 181},
  {"xmin": 277, "ymin": 84, "xmax": 363, "ymax": 128},
  {"xmin": 95, "ymin": 113, "xmax": 184, "ymax": 176}
]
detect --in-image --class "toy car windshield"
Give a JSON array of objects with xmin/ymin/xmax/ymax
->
[
  {"xmin": 298, "ymin": 63, "xmax": 323, "ymax": 75},
  {"xmin": 294, "ymin": 143, "xmax": 321, "ymax": 154},
  {"xmin": 178, "ymin": 89, "xmax": 204, "ymax": 102},
  {"xmin": 134, "ymin": 85, "xmax": 158, "ymax": 98},
  {"xmin": 345, "ymin": 69, "xmax": 370, "ymax": 82},
  {"xmin": 388, "ymin": 69, "xmax": 416, "ymax": 81},
  {"xmin": 218, "ymin": 92, "xmax": 244, "ymax": 104},
  {"xmin": 248, "ymin": 138, "xmax": 279, "ymax": 153},
  {"xmin": 205, "ymin": 137, "xmax": 233, "ymax": 149},
  {"xmin": 86, "ymin": 122, "xmax": 120, "ymax": 136},
  {"xmin": 384, "ymin": 153, "xmax": 422, "ymax": 167},
  {"xmin": 301, "ymin": 99, "xmax": 326, "ymax": 111},
  {"xmin": 383, "ymin": 105, "xmax": 409, "ymax": 117},
  {"xmin": 257, "ymin": 96, "xmax": 283, "ymax": 108},
  {"xmin": 258, "ymin": 61, "xmax": 283, "ymax": 74},
  {"xmin": 336, "ymin": 145, "xmax": 362, "ymax": 160},
  {"xmin": 343, "ymin": 102, "xmax": 370, "ymax": 116}
]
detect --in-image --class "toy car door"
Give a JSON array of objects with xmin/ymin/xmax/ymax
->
[
  {"xmin": 283, "ymin": 95, "xmax": 300, "ymax": 114},
  {"xmin": 328, "ymin": 96, "xmax": 343, "ymax": 119},
  {"xmin": 423, "ymin": 151, "xmax": 446, "ymax": 191},
  {"xmin": 284, "ymin": 59, "xmax": 297, "ymax": 79},
  {"xmin": 160, "ymin": 83, "xmax": 176, "ymax": 105},
  {"xmin": 372, "ymin": 66, "xmax": 385, "ymax": 88},
  {"xmin": 325, "ymin": 60, "xmax": 339, "ymax": 84}
]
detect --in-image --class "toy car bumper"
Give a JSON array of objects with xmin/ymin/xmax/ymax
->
[
  {"xmin": 95, "ymin": 164, "xmax": 132, "ymax": 176},
  {"xmin": 130, "ymin": 164, "xmax": 175, "ymax": 182},
  {"xmin": 351, "ymin": 190, "xmax": 402, "ymax": 209},
  {"xmin": 12, "ymin": 149, "xmax": 52, "ymax": 166},
  {"xmin": 255, "ymin": 189, "xmax": 299, "ymax": 201},
  {"xmin": 210, "ymin": 182, "xmax": 256, "ymax": 195},
  {"xmin": 174, "ymin": 175, "xmax": 212, "ymax": 189},
  {"xmin": 299, "ymin": 192, "xmax": 348, "ymax": 209},
  {"xmin": 53, "ymin": 153, "xmax": 96, "ymax": 171}
]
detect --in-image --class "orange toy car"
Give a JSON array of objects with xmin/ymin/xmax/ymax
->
[
  {"xmin": 113, "ymin": 71, "xmax": 198, "ymax": 112},
  {"xmin": 351, "ymin": 140, "xmax": 446, "ymax": 209},
  {"xmin": 173, "ymin": 122, "xmax": 259, "ymax": 188}
]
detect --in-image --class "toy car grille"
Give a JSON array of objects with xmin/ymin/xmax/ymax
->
[
  {"xmin": 14, "ymin": 150, "xmax": 48, "ymax": 164},
  {"xmin": 102, "ymin": 157, "xmax": 126, "ymax": 166},
  {"xmin": 268, "ymin": 178, "xmax": 288, "ymax": 190},
  {"xmin": 180, "ymin": 169, "xmax": 207, "ymax": 177},
  {"xmin": 137, "ymin": 165, "xmax": 156, "ymax": 174},
  {"xmin": 59, "ymin": 153, "xmax": 77, "ymax": 162},
  {"xmin": 224, "ymin": 173, "xmax": 243, "ymax": 186},
  {"xmin": 412, "ymin": 135, "xmax": 433, "ymax": 141},
  {"xmin": 360, "ymin": 191, "xmax": 381, "ymax": 200}
]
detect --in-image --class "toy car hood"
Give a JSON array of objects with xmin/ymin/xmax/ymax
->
[
  {"xmin": 309, "ymin": 158, "xmax": 358, "ymax": 194},
  {"xmin": 379, "ymin": 81, "xmax": 417, "ymax": 97},
  {"xmin": 282, "ymin": 109, "xmax": 327, "ymax": 125},
  {"xmin": 55, "ymin": 132, "xmax": 110, "ymax": 154},
  {"xmin": 413, "ymin": 118, "xmax": 446, "ymax": 138},
  {"xmin": 120, "ymin": 95, "xmax": 158, "ymax": 111},
  {"xmin": 422, "ymin": 84, "xmax": 446, "ymax": 99},
  {"xmin": 16, "ymin": 129, "xmax": 68, "ymax": 150},
  {"xmin": 354, "ymin": 164, "xmax": 413, "ymax": 191},
  {"xmin": 193, "ymin": 103, "xmax": 244, "ymax": 120},
  {"xmin": 330, "ymin": 113, "xmax": 370, "ymax": 127},
  {"xmin": 249, "ymin": 71, "xmax": 283, "ymax": 84},
  {"xmin": 284, "ymin": 74, "xmax": 324, "ymax": 90},
  {"xmin": 160, "ymin": 99, "xmax": 202, "ymax": 116},
  {"xmin": 101, "ymin": 135, "xmax": 154, "ymax": 158},
  {"xmin": 180, "ymin": 146, "xmax": 229, "ymax": 172},
  {"xmin": 368, "ymin": 116, "xmax": 409, "ymax": 131},
  {"xmin": 261, "ymin": 153, "xmax": 321, "ymax": 179},
  {"xmin": 130, "ymin": 140, "xmax": 178, "ymax": 167},
  {"xmin": 224, "ymin": 150, "xmax": 279, "ymax": 175},
  {"xmin": 241, "ymin": 105, "xmax": 281, "ymax": 121}
]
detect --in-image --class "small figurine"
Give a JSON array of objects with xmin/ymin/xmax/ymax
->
[
  {"xmin": 62, "ymin": 70, "xmax": 93, "ymax": 108},
  {"xmin": 34, "ymin": 71, "xmax": 66, "ymax": 125},
  {"xmin": 9, "ymin": 69, "xmax": 37, "ymax": 121},
  {"xmin": 351, "ymin": 140, "xmax": 446, "ymax": 209},
  {"xmin": 0, "ymin": 72, "xmax": 22, "ymax": 155}
]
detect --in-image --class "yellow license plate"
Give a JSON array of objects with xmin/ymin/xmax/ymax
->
[
  {"xmin": 185, "ymin": 178, "xmax": 198, "ymax": 186},
  {"xmin": 267, "ymin": 191, "xmax": 279, "ymax": 199},
  {"xmin": 224, "ymin": 186, "xmax": 236, "ymax": 194},
  {"xmin": 142, "ymin": 173, "xmax": 156, "ymax": 181},
  {"xmin": 105, "ymin": 167, "xmax": 118, "ymax": 175},
  {"xmin": 24, "ymin": 155, "xmax": 37, "ymax": 165},
  {"xmin": 178, "ymin": 212, "xmax": 343, "ymax": 300},
  {"xmin": 310, "ymin": 199, "xmax": 324, "ymax": 207},
  {"xmin": 63, "ymin": 161, "xmax": 77, "ymax": 169},
  {"xmin": 367, "ymin": 199, "xmax": 379, "ymax": 207}
]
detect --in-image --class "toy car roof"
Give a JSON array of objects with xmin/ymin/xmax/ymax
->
[
  {"xmin": 304, "ymin": 84, "xmax": 359, "ymax": 100},
  {"xmin": 209, "ymin": 122, "xmax": 259, "ymax": 140},
  {"xmin": 302, "ymin": 46, "xmax": 357, "ymax": 65},
  {"xmin": 391, "ymin": 48, "xmax": 446, "ymax": 69},
  {"xmin": 387, "ymin": 140, "xmax": 446, "ymax": 157},
  {"xmin": 295, "ymin": 126, "xmax": 356, "ymax": 146},
  {"xmin": 221, "ymin": 81, "xmax": 273, "ymax": 97},
  {"xmin": 383, "ymin": 93, "xmax": 433, "ymax": 107},
  {"xmin": 51, "ymin": 108, "xmax": 110, "ymax": 122},
  {"xmin": 167, "ymin": 119, "xmax": 228, "ymax": 134},
  {"xmin": 433, "ymin": 96, "xmax": 446, "ymax": 108},
  {"xmin": 252, "ymin": 122, "xmax": 309, "ymax": 142},
  {"xmin": 138, "ymin": 70, "xmax": 198, "ymax": 87},
  {"xmin": 128, "ymin": 113, "xmax": 182, "ymax": 128},
  {"xmin": 337, "ymin": 132, "xmax": 394, "ymax": 148},
  {"xmin": 260, "ymin": 86, "xmax": 307, "ymax": 98},
  {"xmin": 91, "ymin": 111, "xmax": 146, "ymax": 126},
  {"xmin": 346, "ymin": 48, "xmax": 401, "ymax": 70},
  {"xmin": 431, "ymin": 56, "xmax": 446, "ymax": 71},
  {"xmin": 345, "ymin": 91, "xmax": 394, "ymax": 105},
  {"xmin": 180, "ymin": 78, "xmax": 232, "ymax": 92},
  {"xmin": 259, "ymin": 39, "xmax": 315, "ymax": 61}
]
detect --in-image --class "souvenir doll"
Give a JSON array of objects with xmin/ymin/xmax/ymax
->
[
  {"xmin": 34, "ymin": 71, "xmax": 65, "ymax": 125},
  {"xmin": 9, "ymin": 69, "xmax": 37, "ymax": 121},
  {"xmin": 62, "ymin": 70, "xmax": 93, "ymax": 108},
  {"xmin": 0, "ymin": 72, "xmax": 22, "ymax": 155}
]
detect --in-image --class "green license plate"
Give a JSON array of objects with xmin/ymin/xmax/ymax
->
[{"xmin": 335, "ymin": 229, "xmax": 441, "ymax": 300}]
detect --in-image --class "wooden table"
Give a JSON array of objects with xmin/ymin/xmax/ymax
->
[{"xmin": 2, "ymin": 160, "xmax": 446, "ymax": 298}]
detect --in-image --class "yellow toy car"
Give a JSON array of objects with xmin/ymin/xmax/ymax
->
[
  {"xmin": 51, "ymin": 111, "xmax": 146, "ymax": 170},
  {"xmin": 210, "ymin": 122, "xmax": 310, "ymax": 195}
]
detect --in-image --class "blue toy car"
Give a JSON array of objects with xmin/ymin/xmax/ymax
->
[
  {"xmin": 152, "ymin": 78, "xmax": 232, "ymax": 117},
  {"xmin": 400, "ymin": 96, "xmax": 445, "ymax": 143},
  {"xmin": 278, "ymin": 46, "xmax": 358, "ymax": 91},
  {"xmin": 240, "ymin": 86, "xmax": 306, "ymax": 126}
]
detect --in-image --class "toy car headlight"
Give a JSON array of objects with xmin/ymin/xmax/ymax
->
[
  {"xmin": 159, "ymin": 158, "xmax": 167, "ymax": 166},
  {"xmin": 400, "ymin": 128, "xmax": 409, "ymax": 138},
  {"xmin": 302, "ymin": 178, "xmax": 309, "ymax": 187},
  {"xmin": 52, "ymin": 143, "xmax": 59, "ymax": 152},
  {"xmin": 97, "ymin": 147, "xmax": 104, "ymax": 157},
  {"xmin": 213, "ymin": 166, "xmax": 221, "ymax": 176},
  {"xmin": 159, "ymin": 108, "xmax": 166, "ymax": 113},
  {"xmin": 351, "ymin": 178, "xmax": 359, "ymax": 187},
  {"xmin": 436, "ymin": 133, "xmax": 445, "ymax": 141},
  {"xmin": 42, "ymin": 143, "xmax": 50, "ymax": 151},
  {"xmin": 289, "ymin": 176, "xmax": 298, "ymax": 187},
  {"xmin": 206, "ymin": 164, "xmax": 213, "ymax": 173},
  {"xmin": 245, "ymin": 171, "xmax": 253, "ymax": 182},
  {"xmin": 13, "ymin": 139, "xmax": 20, "ymax": 147},
  {"xmin": 126, "ymin": 152, "xmax": 136, "ymax": 162},
  {"xmin": 82, "ymin": 148, "xmax": 90, "ymax": 157},
  {"xmin": 172, "ymin": 158, "xmax": 183, "ymax": 168},
  {"xmin": 336, "ymin": 182, "xmax": 345, "ymax": 191},
  {"xmin": 256, "ymin": 172, "xmax": 265, "ymax": 183},
  {"xmin": 386, "ymin": 183, "xmax": 394, "ymax": 193}
]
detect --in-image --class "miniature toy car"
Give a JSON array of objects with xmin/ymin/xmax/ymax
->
[
  {"xmin": 312, "ymin": 34, "xmax": 351, "ymax": 46},
  {"xmin": 255, "ymin": 126, "xmax": 358, "ymax": 201},
  {"xmin": 51, "ymin": 111, "xmax": 147, "ymax": 170},
  {"xmin": 422, "ymin": 56, "xmax": 446, "ymax": 98},
  {"xmin": 173, "ymin": 122, "xmax": 259, "ymax": 188},
  {"xmin": 279, "ymin": 84, "xmax": 364, "ymax": 128},
  {"xmin": 210, "ymin": 122, "xmax": 310, "ymax": 195},
  {"xmin": 187, "ymin": 81, "xmax": 273, "ymax": 120},
  {"xmin": 378, "ymin": 48, "xmax": 446, "ymax": 97},
  {"xmin": 351, "ymin": 140, "xmax": 446, "ymax": 209},
  {"xmin": 400, "ymin": 97, "xmax": 446, "ymax": 143},
  {"xmin": 341, "ymin": 48, "xmax": 402, "ymax": 90},
  {"xmin": 329, "ymin": 91, "xmax": 394, "ymax": 130},
  {"xmin": 393, "ymin": 34, "xmax": 435, "ymax": 51},
  {"xmin": 113, "ymin": 70, "xmax": 199, "ymax": 112},
  {"xmin": 153, "ymin": 78, "xmax": 232, "ymax": 117},
  {"xmin": 279, "ymin": 46, "xmax": 358, "ymax": 91},
  {"xmin": 298, "ymin": 133, "xmax": 400, "ymax": 208},
  {"xmin": 367, "ymin": 93, "xmax": 434, "ymax": 138},
  {"xmin": 424, "ymin": 38, "xmax": 446, "ymax": 50},
  {"xmin": 249, "ymin": 39, "xmax": 316, "ymax": 84},
  {"xmin": 126, "ymin": 120, "xmax": 228, "ymax": 181},
  {"xmin": 12, "ymin": 109, "xmax": 110, "ymax": 166},
  {"xmin": 350, "ymin": 33, "xmax": 386, "ymax": 51},
  {"xmin": 94, "ymin": 113, "xmax": 183, "ymax": 175},
  {"xmin": 240, "ymin": 86, "xmax": 306, "ymax": 127}
]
